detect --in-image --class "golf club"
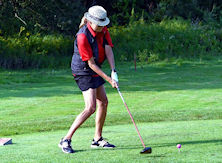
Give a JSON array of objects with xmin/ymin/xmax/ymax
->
[{"xmin": 117, "ymin": 86, "xmax": 152, "ymax": 154}]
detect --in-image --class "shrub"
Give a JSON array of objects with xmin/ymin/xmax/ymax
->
[
  {"xmin": 110, "ymin": 18, "xmax": 222, "ymax": 63},
  {"xmin": 0, "ymin": 34, "xmax": 73, "ymax": 69},
  {"xmin": 0, "ymin": 0, "xmax": 84, "ymax": 36},
  {"xmin": 0, "ymin": 19, "xmax": 221, "ymax": 69}
]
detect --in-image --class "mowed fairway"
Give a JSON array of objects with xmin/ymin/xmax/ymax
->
[
  {"xmin": 0, "ymin": 59, "xmax": 222, "ymax": 162},
  {"xmin": 0, "ymin": 120, "xmax": 222, "ymax": 163}
]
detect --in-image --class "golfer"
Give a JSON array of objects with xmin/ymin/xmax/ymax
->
[{"xmin": 58, "ymin": 5, "xmax": 118, "ymax": 154}]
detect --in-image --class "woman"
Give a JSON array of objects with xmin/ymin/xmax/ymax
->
[{"xmin": 58, "ymin": 5, "xmax": 119, "ymax": 154}]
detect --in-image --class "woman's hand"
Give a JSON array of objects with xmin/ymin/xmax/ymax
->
[
  {"xmin": 108, "ymin": 77, "xmax": 118, "ymax": 88},
  {"xmin": 111, "ymin": 70, "xmax": 118, "ymax": 82}
]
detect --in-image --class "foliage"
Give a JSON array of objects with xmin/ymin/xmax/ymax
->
[
  {"xmin": 0, "ymin": 0, "xmax": 221, "ymax": 36},
  {"xmin": 0, "ymin": 0, "xmax": 222, "ymax": 69},
  {"xmin": 0, "ymin": 0, "xmax": 84, "ymax": 36},
  {"xmin": 156, "ymin": 0, "xmax": 222, "ymax": 27},
  {"xmin": 109, "ymin": 0, "xmax": 148, "ymax": 25},
  {"xmin": 0, "ymin": 18, "xmax": 221, "ymax": 69},
  {"xmin": 0, "ymin": 34, "xmax": 73, "ymax": 69},
  {"xmin": 110, "ymin": 18, "xmax": 222, "ymax": 63}
]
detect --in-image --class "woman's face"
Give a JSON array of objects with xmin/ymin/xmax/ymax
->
[{"xmin": 89, "ymin": 22, "xmax": 104, "ymax": 32}]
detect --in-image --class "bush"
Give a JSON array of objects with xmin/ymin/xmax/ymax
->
[
  {"xmin": 0, "ymin": 0, "xmax": 84, "ymax": 36},
  {"xmin": 0, "ymin": 34, "xmax": 73, "ymax": 69},
  {"xmin": 0, "ymin": 19, "xmax": 221, "ymax": 69},
  {"xmin": 1, "ymin": 0, "xmax": 221, "ymax": 37},
  {"xmin": 110, "ymin": 18, "xmax": 222, "ymax": 63}
]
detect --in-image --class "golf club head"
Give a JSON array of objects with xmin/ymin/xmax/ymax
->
[{"xmin": 140, "ymin": 147, "xmax": 152, "ymax": 154}]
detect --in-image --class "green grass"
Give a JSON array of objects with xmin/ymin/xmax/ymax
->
[
  {"xmin": 0, "ymin": 120, "xmax": 222, "ymax": 163},
  {"xmin": 0, "ymin": 58, "xmax": 222, "ymax": 162},
  {"xmin": 1, "ymin": 59, "xmax": 222, "ymax": 136}
]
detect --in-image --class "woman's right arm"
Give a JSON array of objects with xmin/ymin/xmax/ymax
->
[{"xmin": 88, "ymin": 57, "xmax": 118, "ymax": 88}]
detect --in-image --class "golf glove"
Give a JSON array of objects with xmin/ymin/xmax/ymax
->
[{"xmin": 111, "ymin": 70, "xmax": 118, "ymax": 82}]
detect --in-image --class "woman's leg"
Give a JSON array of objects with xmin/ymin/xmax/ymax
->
[
  {"xmin": 94, "ymin": 85, "xmax": 108, "ymax": 141},
  {"xmin": 64, "ymin": 88, "xmax": 97, "ymax": 140}
]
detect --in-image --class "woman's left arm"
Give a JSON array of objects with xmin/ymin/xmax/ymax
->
[
  {"xmin": 105, "ymin": 45, "xmax": 115, "ymax": 71},
  {"xmin": 105, "ymin": 45, "xmax": 119, "ymax": 82}
]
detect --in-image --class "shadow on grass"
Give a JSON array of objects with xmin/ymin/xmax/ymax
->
[
  {"xmin": 107, "ymin": 62, "xmax": 222, "ymax": 93},
  {"xmin": 74, "ymin": 146, "xmax": 165, "ymax": 157},
  {"xmin": 116, "ymin": 139, "xmax": 222, "ymax": 149},
  {"xmin": 153, "ymin": 139, "xmax": 222, "ymax": 148},
  {"xmin": 1, "ymin": 60, "xmax": 222, "ymax": 98},
  {"xmin": 116, "ymin": 145, "xmax": 166, "ymax": 157},
  {"xmin": 113, "ymin": 139, "xmax": 222, "ymax": 157},
  {"xmin": 73, "ymin": 149, "xmax": 86, "ymax": 153}
]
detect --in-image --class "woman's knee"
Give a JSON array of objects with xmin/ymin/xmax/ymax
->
[
  {"xmin": 104, "ymin": 98, "xmax": 108, "ymax": 107},
  {"xmin": 85, "ymin": 105, "xmax": 96, "ymax": 114},
  {"xmin": 100, "ymin": 97, "xmax": 108, "ymax": 108}
]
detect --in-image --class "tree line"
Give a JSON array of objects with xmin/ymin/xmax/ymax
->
[{"xmin": 0, "ymin": 0, "xmax": 221, "ymax": 36}]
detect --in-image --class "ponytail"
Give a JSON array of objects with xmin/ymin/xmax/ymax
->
[{"xmin": 79, "ymin": 16, "xmax": 87, "ymax": 29}]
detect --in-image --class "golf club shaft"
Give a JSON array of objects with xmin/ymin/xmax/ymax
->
[{"xmin": 117, "ymin": 87, "xmax": 146, "ymax": 148}]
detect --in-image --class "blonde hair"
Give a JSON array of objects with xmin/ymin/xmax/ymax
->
[{"xmin": 79, "ymin": 16, "xmax": 87, "ymax": 28}]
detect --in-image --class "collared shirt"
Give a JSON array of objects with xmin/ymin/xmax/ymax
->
[{"xmin": 77, "ymin": 23, "xmax": 114, "ymax": 64}]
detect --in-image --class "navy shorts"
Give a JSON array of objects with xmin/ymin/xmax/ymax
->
[{"xmin": 73, "ymin": 74, "xmax": 105, "ymax": 91}]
